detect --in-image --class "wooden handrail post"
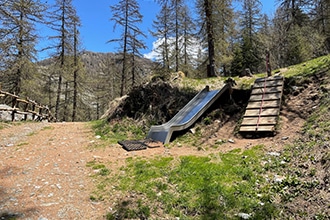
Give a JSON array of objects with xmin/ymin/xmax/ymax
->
[{"xmin": 11, "ymin": 96, "xmax": 17, "ymax": 121}]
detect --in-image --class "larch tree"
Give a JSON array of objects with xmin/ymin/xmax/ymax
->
[
  {"xmin": 153, "ymin": 0, "xmax": 196, "ymax": 75},
  {"xmin": 239, "ymin": 0, "xmax": 263, "ymax": 73},
  {"xmin": 151, "ymin": 1, "xmax": 173, "ymax": 72},
  {"xmin": 196, "ymin": 0, "xmax": 235, "ymax": 77},
  {"xmin": 311, "ymin": 0, "xmax": 330, "ymax": 53},
  {"xmin": 202, "ymin": 0, "xmax": 216, "ymax": 77},
  {"xmin": 0, "ymin": 0, "xmax": 45, "ymax": 95},
  {"xmin": 129, "ymin": 29, "xmax": 146, "ymax": 86},
  {"xmin": 109, "ymin": 0, "xmax": 145, "ymax": 97},
  {"xmin": 71, "ymin": 18, "xmax": 81, "ymax": 122},
  {"xmin": 275, "ymin": 0, "xmax": 313, "ymax": 66},
  {"xmin": 151, "ymin": 0, "xmax": 174, "ymax": 74},
  {"xmin": 47, "ymin": 0, "xmax": 80, "ymax": 121},
  {"xmin": 179, "ymin": 4, "xmax": 198, "ymax": 77},
  {"xmin": 213, "ymin": 0, "xmax": 236, "ymax": 76},
  {"xmin": 171, "ymin": 0, "xmax": 183, "ymax": 72}
]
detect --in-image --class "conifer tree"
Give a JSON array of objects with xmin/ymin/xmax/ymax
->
[
  {"xmin": 109, "ymin": 0, "xmax": 146, "ymax": 96},
  {"xmin": 179, "ymin": 4, "xmax": 197, "ymax": 76},
  {"xmin": 47, "ymin": 0, "xmax": 80, "ymax": 121},
  {"xmin": 312, "ymin": 0, "xmax": 330, "ymax": 52},
  {"xmin": 150, "ymin": 1, "xmax": 174, "ymax": 73},
  {"xmin": 213, "ymin": 0, "xmax": 235, "ymax": 76},
  {"xmin": 197, "ymin": 0, "xmax": 235, "ymax": 77},
  {"xmin": 203, "ymin": 0, "xmax": 216, "ymax": 77},
  {"xmin": 0, "ymin": 0, "xmax": 45, "ymax": 94},
  {"xmin": 240, "ymin": 0, "xmax": 263, "ymax": 73}
]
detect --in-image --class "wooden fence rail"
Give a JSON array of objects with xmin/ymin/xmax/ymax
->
[{"xmin": 0, "ymin": 89, "xmax": 55, "ymax": 122}]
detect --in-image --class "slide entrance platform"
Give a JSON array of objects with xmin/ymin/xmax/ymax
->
[
  {"xmin": 239, "ymin": 75, "xmax": 284, "ymax": 133},
  {"xmin": 147, "ymin": 84, "xmax": 230, "ymax": 144}
]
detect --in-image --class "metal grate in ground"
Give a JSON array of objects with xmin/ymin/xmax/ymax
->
[{"xmin": 118, "ymin": 139, "xmax": 162, "ymax": 151}]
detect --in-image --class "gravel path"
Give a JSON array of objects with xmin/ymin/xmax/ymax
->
[{"xmin": 0, "ymin": 122, "xmax": 108, "ymax": 220}]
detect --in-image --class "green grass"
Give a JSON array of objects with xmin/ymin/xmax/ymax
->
[
  {"xmin": 0, "ymin": 121, "xmax": 22, "ymax": 130},
  {"xmin": 41, "ymin": 126, "xmax": 53, "ymax": 130},
  {"xmin": 90, "ymin": 118, "xmax": 147, "ymax": 144},
  {"xmin": 281, "ymin": 55, "xmax": 330, "ymax": 78},
  {"xmin": 90, "ymin": 146, "xmax": 279, "ymax": 219},
  {"xmin": 177, "ymin": 54, "xmax": 330, "ymax": 91}
]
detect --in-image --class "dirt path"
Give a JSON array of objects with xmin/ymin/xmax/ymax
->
[
  {"xmin": 1, "ymin": 121, "xmax": 191, "ymax": 219},
  {"xmin": 0, "ymin": 122, "xmax": 104, "ymax": 219}
]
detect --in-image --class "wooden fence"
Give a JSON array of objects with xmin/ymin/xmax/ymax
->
[{"xmin": 0, "ymin": 88, "xmax": 55, "ymax": 122}]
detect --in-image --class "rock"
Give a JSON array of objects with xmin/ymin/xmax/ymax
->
[
  {"xmin": 267, "ymin": 152, "xmax": 281, "ymax": 157},
  {"xmin": 190, "ymin": 128, "xmax": 196, "ymax": 134},
  {"xmin": 228, "ymin": 139, "xmax": 235, "ymax": 143},
  {"xmin": 281, "ymin": 136, "xmax": 289, "ymax": 140},
  {"xmin": 237, "ymin": 212, "xmax": 251, "ymax": 219},
  {"xmin": 274, "ymin": 175, "xmax": 285, "ymax": 183}
]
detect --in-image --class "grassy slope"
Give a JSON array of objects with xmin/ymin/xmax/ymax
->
[{"xmin": 90, "ymin": 55, "xmax": 330, "ymax": 219}]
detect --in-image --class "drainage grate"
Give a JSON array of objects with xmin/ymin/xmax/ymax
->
[
  {"xmin": 118, "ymin": 140, "xmax": 147, "ymax": 151},
  {"xmin": 118, "ymin": 139, "xmax": 162, "ymax": 151}
]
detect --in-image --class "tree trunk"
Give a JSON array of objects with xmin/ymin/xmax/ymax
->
[
  {"xmin": 72, "ymin": 23, "xmax": 78, "ymax": 122},
  {"xmin": 204, "ymin": 0, "xmax": 215, "ymax": 77}
]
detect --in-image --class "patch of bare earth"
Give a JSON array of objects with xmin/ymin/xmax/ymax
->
[{"xmin": 0, "ymin": 122, "xmax": 164, "ymax": 219}]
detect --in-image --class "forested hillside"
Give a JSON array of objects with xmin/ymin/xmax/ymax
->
[
  {"xmin": 1, "ymin": 0, "xmax": 330, "ymax": 121},
  {"xmin": 36, "ymin": 51, "xmax": 155, "ymax": 121}
]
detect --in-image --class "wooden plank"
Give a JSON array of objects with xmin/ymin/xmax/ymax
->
[
  {"xmin": 27, "ymin": 110, "xmax": 40, "ymax": 115},
  {"xmin": 16, "ymin": 98, "xmax": 29, "ymax": 104},
  {"xmin": 0, "ymin": 107, "xmax": 19, "ymax": 111},
  {"xmin": 244, "ymin": 108, "xmax": 280, "ymax": 117},
  {"xmin": 15, "ymin": 110, "xmax": 30, "ymax": 115},
  {"xmin": 254, "ymin": 76, "xmax": 284, "ymax": 83},
  {"xmin": 249, "ymin": 92, "xmax": 282, "ymax": 101},
  {"xmin": 0, "ymin": 91, "xmax": 19, "ymax": 98},
  {"xmin": 251, "ymin": 87, "xmax": 282, "ymax": 95},
  {"xmin": 239, "ymin": 125, "xmax": 275, "ymax": 132},
  {"xmin": 246, "ymin": 100, "xmax": 281, "ymax": 109},
  {"xmin": 253, "ymin": 81, "xmax": 283, "ymax": 89},
  {"xmin": 241, "ymin": 117, "xmax": 277, "ymax": 125}
]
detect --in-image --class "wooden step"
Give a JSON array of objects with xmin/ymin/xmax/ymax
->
[
  {"xmin": 253, "ymin": 82, "xmax": 283, "ymax": 89},
  {"xmin": 251, "ymin": 87, "xmax": 282, "ymax": 95},
  {"xmin": 241, "ymin": 117, "xmax": 277, "ymax": 126},
  {"xmin": 249, "ymin": 92, "xmax": 282, "ymax": 101},
  {"xmin": 246, "ymin": 100, "xmax": 281, "ymax": 109},
  {"xmin": 254, "ymin": 76, "xmax": 284, "ymax": 83},
  {"xmin": 239, "ymin": 125, "xmax": 275, "ymax": 132},
  {"xmin": 244, "ymin": 108, "xmax": 280, "ymax": 117}
]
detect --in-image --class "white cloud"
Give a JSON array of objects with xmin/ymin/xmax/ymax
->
[
  {"xmin": 143, "ymin": 36, "xmax": 205, "ymax": 63},
  {"xmin": 143, "ymin": 39, "xmax": 162, "ymax": 60}
]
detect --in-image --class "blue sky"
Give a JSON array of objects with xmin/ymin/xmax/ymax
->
[{"xmin": 38, "ymin": 0, "xmax": 278, "ymax": 60}]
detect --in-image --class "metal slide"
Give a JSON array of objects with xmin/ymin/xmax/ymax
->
[{"xmin": 147, "ymin": 84, "xmax": 230, "ymax": 144}]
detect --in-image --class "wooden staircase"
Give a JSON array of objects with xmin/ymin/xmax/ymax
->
[{"xmin": 239, "ymin": 75, "xmax": 284, "ymax": 132}]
